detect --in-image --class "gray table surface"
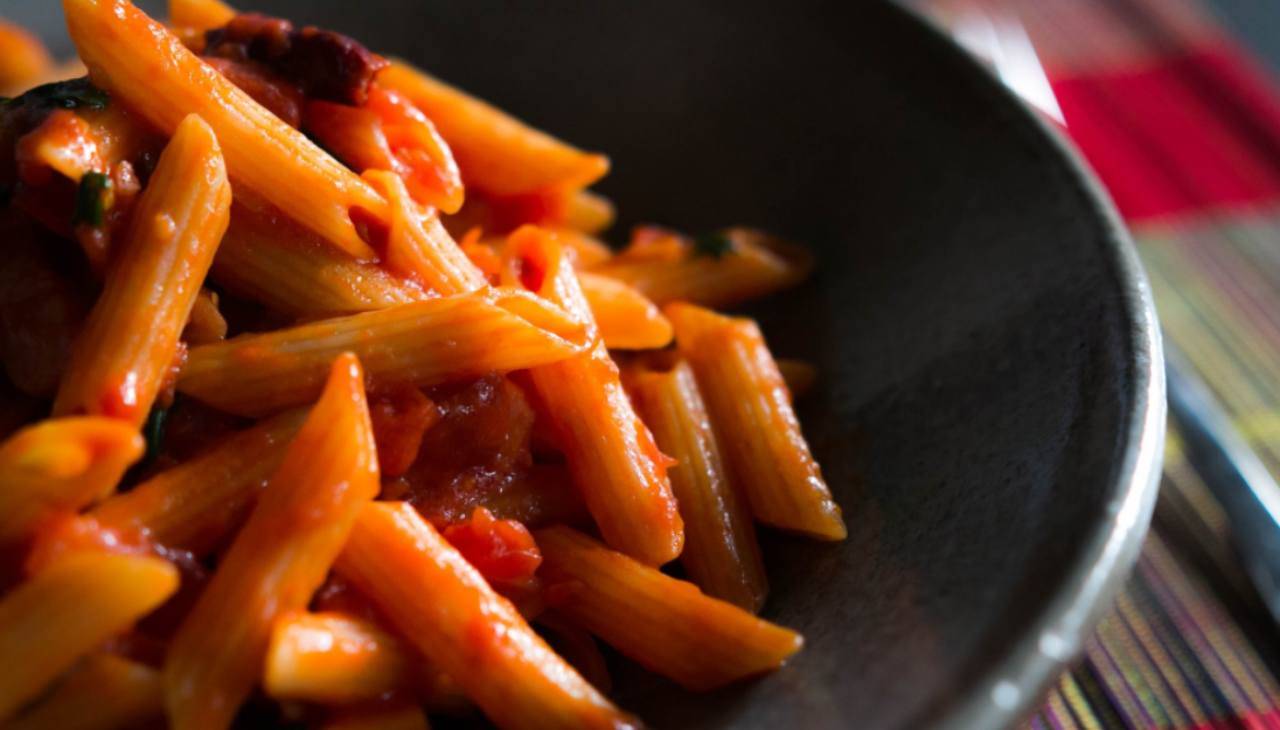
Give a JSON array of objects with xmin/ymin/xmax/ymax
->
[{"xmin": 1208, "ymin": 0, "xmax": 1280, "ymax": 72}]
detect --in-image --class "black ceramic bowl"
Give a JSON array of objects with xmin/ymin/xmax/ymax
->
[{"xmin": 11, "ymin": 1, "xmax": 1165, "ymax": 728}]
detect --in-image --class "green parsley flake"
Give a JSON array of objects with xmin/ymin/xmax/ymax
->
[
  {"xmin": 692, "ymin": 231, "xmax": 734, "ymax": 259},
  {"xmin": 142, "ymin": 406, "xmax": 168, "ymax": 464},
  {"xmin": 73, "ymin": 172, "xmax": 113, "ymax": 228}
]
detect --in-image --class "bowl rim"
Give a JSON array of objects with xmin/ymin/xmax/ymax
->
[{"xmin": 887, "ymin": 3, "xmax": 1168, "ymax": 728}]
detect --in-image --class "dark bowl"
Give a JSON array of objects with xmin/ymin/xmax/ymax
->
[{"xmin": 13, "ymin": 1, "xmax": 1165, "ymax": 727}]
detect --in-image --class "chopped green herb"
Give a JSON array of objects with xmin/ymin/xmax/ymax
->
[
  {"xmin": 142, "ymin": 407, "xmax": 168, "ymax": 464},
  {"xmin": 5, "ymin": 78, "xmax": 109, "ymax": 112},
  {"xmin": 692, "ymin": 231, "xmax": 734, "ymax": 259},
  {"xmin": 73, "ymin": 172, "xmax": 113, "ymax": 227}
]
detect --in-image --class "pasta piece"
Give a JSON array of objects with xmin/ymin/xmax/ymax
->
[
  {"xmin": 563, "ymin": 191, "xmax": 615, "ymax": 236},
  {"xmin": 4, "ymin": 59, "xmax": 88, "ymax": 99},
  {"xmin": 90, "ymin": 409, "xmax": 307, "ymax": 556},
  {"xmin": 0, "ymin": 417, "xmax": 143, "ymax": 544},
  {"xmin": 321, "ymin": 704, "xmax": 430, "ymax": 730},
  {"xmin": 212, "ymin": 204, "xmax": 426, "ymax": 317},
  {"xmin": 363, "ymin": 170, "xmax": 487, "ymax": 294},
  {"xmin": 0, "ymin": 22, "xmax": 53, "ymax": 97},
  {"xmin": 378, "ymin": 61, "xmax": 609, "ymax": 196},
  {"xmin": 63, "ymin": 0, "xmax": 382, "ymax": 259},
  {"xmin": 6, "ymin": 653, "xmax": 163, "ymax": 730},
  {"xmin": 591, "ymin": 227, "xmax": 812, "ymax": 308},
  {"xmin": 164, "ymin": 354, "xmax": 379, "ymax": 730},
  {"xmin": 553, "ymin": 228, "xmax": 613, "ymax": 268},
  {"xmin": 443, "ymin": 188, "xmax": 599, "ymax": 239},
  {"xmin": 54, "ymin": 114, "xmax": 231, "ymax": 426},
  {"xmin": 267, "ymin": 610, "xmax": 469, "ymax": 714},
  {"xmin": 506, "ymin": 226, "xmax": 683, "ymax": 566},
  {"xmin": 167, "ymin": 0, "xmax": 235, "ymax": 32},
  {"xmin": 0, "ymin": 552, "xmax": 178, "ymax": 722},
  {"xmin": 177, "ymin": 289, "xmax": 588, "ymax": 417},
  {"xmin": 264, "ymin": 612, "xmax": 413, "ymax": 705},
  {"xmin": 363, "ymin": 84, "xmax": 464, "ymax": 213},
  {"xmin": 667, "ymin": 304, "xmax": 846, "ymax": 540},
  {"xmin": 626, "ymin": 359, "xmax": 768, "ymax": 611},
  {"xmin": 22, "ymin": 512, "xmax": 152, "ymax": 576},
  {"xmin": 184, "ymin": 289, "xmax": 228, "ymax": 345},
  {"xmin": 536, "ymin": 526, "xmax": 802, "ymax": 691},
  {"xmin": 305, "ymin": 100, "xmax": 397, "ymax": 174},
  {"xmin": 214, "ymin": 219, "xmax": 640, "ymax": 351},
  {"xmin": 578, "ymin": 272, "xmax": 672, "ymax": 351},
  {"xmin": 335, "ymin": 502, "xmax": 635, "ymax": 730}
]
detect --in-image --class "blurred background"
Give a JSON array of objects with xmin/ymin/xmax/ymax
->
[{"xmin": 909, "ymin": 1, "xmax": 1280, "ymax": 728}]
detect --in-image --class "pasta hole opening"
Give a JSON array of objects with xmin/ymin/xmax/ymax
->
[
  {"xmin": 349, "ymin": 205, "xmax": 389, "ymax": 255},
  {"xmin": 517, "ymin": 255, "xmax": 548, "ymax": 294},
  {"xmin": 634, "ymin": 349, "xmax": 681, "ymax": 374}
]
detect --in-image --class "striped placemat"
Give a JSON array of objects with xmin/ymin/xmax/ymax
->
[{"xmin": 913, "ymin": 0, "xmax": 1280, "ymax": 727}]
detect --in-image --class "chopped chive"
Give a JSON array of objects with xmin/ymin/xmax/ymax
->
[
  {"xmin": 692, "ymin": 231, "xmax": 733, "ymax": 259},
  {"xmin": 73, "ymin": 172, "xmax": 113, "ymax": 228},
  {"xmin": 142, "ymin": 407, "xmax": 168, "ymax": 464}
]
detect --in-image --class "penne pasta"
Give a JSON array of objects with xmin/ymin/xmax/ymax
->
[
  {"xmin": 168, "ymin": 0, "xmax": 235, "ymax": 32},
  {"xmin": 591, "ymin": 227, "xmax": 812, "ymax": 308},
  {"xmin": 667, "ymin": 303, "xmax": 846, "ymax": 540},
  {"xmin": 506, "ymin": 226, "xmax": 683, "ymax": 566},
  {"xmin": 563, "ymin": 191, "xmax": 615, "ymax": 236},
  {"xmin": 22, "ymin": 512, "xmax": 148, "ymax": 577},
  {"xmin": 213, "ymin": 214, "xmax": 646, "ymax": 350},
  {"xmin": 0, "ymin": 22, "xmax": 54, "ymax": 97},
  {"xmin": 335, "ymin": 502, "xmax": 635, "ymax": 730},
  {"xmin": 0, "ymin": 4, "xmax": 844, "ymax": 724},
  {"xmin": 362, "ymin": 84, "xmax": 464, "ymax": 214},
  {"xmin": 0, "ymin": 417, "xmax": 143, "ymax": 544},
  {"xmin": 320, "ymin": 704, "xmax": 431, "ymax": 730},
  {"xmin": 164, "ymin": 353, "xmax": 380, "ymax": 730},
  {"xmin": 211, "ymin": 204, "xmax": 426, "ymax": 317},
  {"xmin": 0, "ymin": 552, "xmax": 178, "ymax": 722},
  {"xmin": 178, "ymin": 289, "xmax": 588, "ymax": 417},
  {"xmin": 6, "ymin": 652, "xmax": 163, "ymax": 730},
  {"xmin": 578, "ymin": 272, "xmax": 672, "ymax": 351},
  {"xmin": 63, "ymin": 0, "xmax": 382, "ymax": 259},
  {"xmin": 626, "ymin": 359, "xmax": 768, "ymax": 611},
  {"xmin": 54, "ymin": 113, "xmax": 231, "ymax": 426},
  {"xmin": 184, "ymin": 289, "xmax": 228, "ymax": 345},
  {"xmin": 264, "ymin": 611, "xmax": 464, "ymax": 712},
  {"xmin": 536, "ymin": 525, "xmax": 803, "ymax": 691},
  {"xmin": 90, "ymin": 409, "xmax": 307, "ymax": 555},
  {"xmin": 378, "ymin": 61, "xmax": 609, "ymax": 197},
  {"xmin": 554, "ymin": 227, "xmax": 613, "ymax": 268},
  {"xmin": 264, "ymin": 611, "xmax": 413, "ymax": 705},
  {"xmin": 363, "ymin": 170, "xmax": 487, "ymax": 295}
]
